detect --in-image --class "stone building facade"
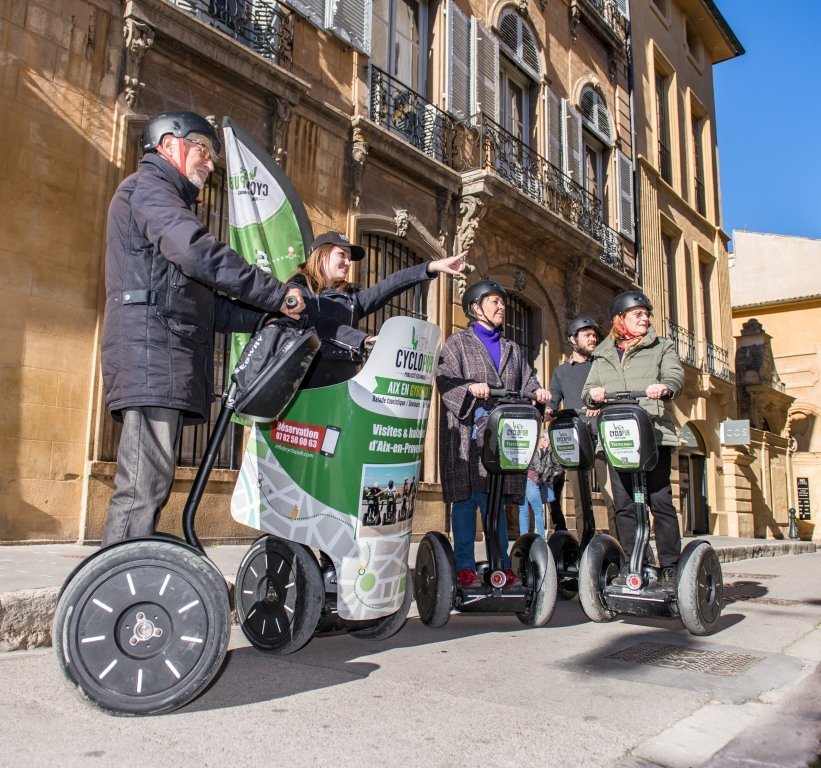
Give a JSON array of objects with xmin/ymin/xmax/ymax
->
[
  {"xmin": 731, "ymin": 231, "xmax": 821, "ymax": 542},
  {"xmin": 628, "ymin": 0, "xmax": 745, "ymax": 536},
  {"xmin": 1, "ymin": 0, "xmax": 747, "ymax": 544}
]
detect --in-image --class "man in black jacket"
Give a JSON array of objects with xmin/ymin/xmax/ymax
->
[
  {"xmin": 546, "ymin": 315, "xmax": 615, "ymax": 536},
  {"xmin": 100, "ymin": 111, "xmax": 304, "ymax": 546}
]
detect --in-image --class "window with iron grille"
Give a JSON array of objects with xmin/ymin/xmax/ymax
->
[
  {"xmin": 100, "ymin": 160, "xmax": 246, "ymax": 470},
  {"xmin": 505, "ymin": 293, "xmax": 535, "ymax": 364},
  {"xmin": 359, "ymin": 234, "xmax": 428, "ymax": 336}
]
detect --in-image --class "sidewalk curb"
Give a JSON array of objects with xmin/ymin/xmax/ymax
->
[{"xmin": 1, "ymin": 543, "xmax": 816, "ymax": 653}]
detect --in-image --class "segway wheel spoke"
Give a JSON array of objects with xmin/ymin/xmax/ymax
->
[
  {"xmin": 236, "ymin": 536, "xmax": 323, "ymax": 654},
  {"xmin": 53, "ymin": 541, "xmax": 230, "ymax": 715}
]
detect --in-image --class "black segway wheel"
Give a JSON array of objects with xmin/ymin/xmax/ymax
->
[
  {"xmin": 235, "ymin": 535, "xmax": 323, "ymax": 654},
  {"xmin": 53, "ymin": 540, "xmax": 230, "ymax": 716},
  {"xmin": 578, "ymin": 534, "xmax": 624, "ymax": 622},
  {"xmin": 548, "ymin": 531, "xmax": 581, "ymax": 600},
  {"xmin": 348, "ymin": 566, "xmax": 414, "ymax": 640},
  {"xmin": 414, "ymin": 532, "xmax": 455, "ymax": 627},
  {"xmin": 677, "ymin": 540, "xmax": 723, "ymax": 636},
  {"xmin": 512, "ymin": 535, "xmax": 558, "ymax": 627}
]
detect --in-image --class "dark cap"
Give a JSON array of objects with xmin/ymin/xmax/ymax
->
[{"xmin": 308, "ymin": 231, "xmax": 365, "ymax": 261}]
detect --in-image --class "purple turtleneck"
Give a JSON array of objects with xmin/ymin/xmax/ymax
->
[{"xmin": 474, "ymin": 322, "xmax": 501, "ymax": 370}]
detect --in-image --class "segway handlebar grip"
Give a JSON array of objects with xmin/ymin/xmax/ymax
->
[
  {"xmin": 595, "ymin": 390, "xmax": 674, "ymax": 403},
  {"xmin": 487, "ymin": 388, "xmax": 540, "ymax": 402}
]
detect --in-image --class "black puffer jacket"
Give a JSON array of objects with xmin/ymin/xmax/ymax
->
[
  {"xmin": 101, "ymin": 153, "xmax": 292, "ymax": 423},
  {"xmin": 291, "ymin": 262, "xmax": 434, "ymax": 388}
]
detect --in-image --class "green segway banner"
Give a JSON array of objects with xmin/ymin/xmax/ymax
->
[
  {"xmin": 550, "ymin": 425, "xmax": 580, "ymax": 468},
  {"xmin": 498, "ymin": 417, "xmax": 539, "ymax": 471},
  {"xmin": 222, "ymin": 117, "xmax": 313, "ymax": 376},
  {"xmin": 600, "ymin": 417, "xmax": 641, "ymax": 470},
  {"xmin": 231, "ymin": 316, "xmax": 441, "ymax": 621}
]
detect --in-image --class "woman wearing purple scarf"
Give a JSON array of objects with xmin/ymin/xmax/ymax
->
[{"xmin": 436, "ymin": 280, "xmax": 551, "ymax": 588}]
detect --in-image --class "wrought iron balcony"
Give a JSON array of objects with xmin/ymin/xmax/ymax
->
[
  {"xmin": 169, "ymin": 0, "xmax": 294, "ymax": 68},
  {"xmin": 369, "ymin": 66, "xmax": 458, "ymax": 165},
  {"xmin": 665, "ymin": 319, "xmax": 697, "ymax": 366},
  {"xmin": 456, "ymin": 113, "xmax": 628, "ymax": 273},
  {"xmin": 569, "ymin": 0, "xmax": 629, "ymax": 50},
  {"xmin": 705, "ymin": 340, "xmax": 732, "ymax": 382}
]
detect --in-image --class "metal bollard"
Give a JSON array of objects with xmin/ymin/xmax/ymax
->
[{"xmin": 788, "ymin": 508, "xmax": 799, "ymax": 540}]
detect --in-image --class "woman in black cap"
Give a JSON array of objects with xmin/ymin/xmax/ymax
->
[{"xmin": 291, "ymin": 231, "xmax": 465, "ymax": 387}]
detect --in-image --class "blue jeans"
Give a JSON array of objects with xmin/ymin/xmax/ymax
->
[
  {"xmin": 518, "ymin": 478, "xmax": 545, "ymax": 538},
  {"xmin": 451, "ymin": 491, "xmax": 511, "ymax": 571}
]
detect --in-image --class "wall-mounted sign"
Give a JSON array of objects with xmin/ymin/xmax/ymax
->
[
  {"xmin": 797, "ymin": 477, "xmax": 811, "ymax": 520},
  {"xmin": 720, "ymin": 419, "xmax": 751, "ymax": 446}
]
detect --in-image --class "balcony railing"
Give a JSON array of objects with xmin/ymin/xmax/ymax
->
[
  {"xmin": 369, "ymin": 67, "xmax": 457, "ymax": 165},
  {"xmin": 665, "ymin": 319, "xmax": 697, "ymax": 366},
  {"xmin": 583, "ymin": 0, "xmax": 630, "ymax": 41},
  {"xmin": 705, "ymin": 341, "xmax": 732, "ymax": 382},
  {"xmin": 458, "ymin": 113, "xmax": 627, "ymax": 274},
  {"xmin": 169, "ymin": 0, "xmax": 294, "ymax": 68}
]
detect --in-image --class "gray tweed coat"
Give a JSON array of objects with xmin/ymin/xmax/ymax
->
[{"xmin": 436, "ymin": 326, "xmax": 543, "ymax": 504}]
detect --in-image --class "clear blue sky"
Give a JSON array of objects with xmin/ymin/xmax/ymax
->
[{"xmin": 713, "ymin": 0, "xmax": 821, "ymax": 245}]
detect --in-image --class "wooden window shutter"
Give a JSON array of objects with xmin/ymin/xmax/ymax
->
[
  {"xmin": 616, "ymin": 149, "xmax": 635, "ymax": 239},
  {"xmin": 472, "ymin": 18, "xmax": 499, "ymax": 121},
  {"xmin": 283, "ymin": 0, "xmax": 325, "ymax": 28},
  {"xmin": 327, "ymin": 0, "xmax": 372, "ymax": 55},
  {"xmin": 544, "ymin": 86, "xmax": 563, "ymax": 169},
  {"xmin": 564, "ymin": 100, "xmax": 583, "ymax": 184},
  {"xmin": 446, "ymin": 0, "xmax": 471, "ymax": 119}
]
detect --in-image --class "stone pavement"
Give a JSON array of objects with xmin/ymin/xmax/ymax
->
[{"xmin": 0, "ymin": 535, "xmax": 816, "ymax": 652}]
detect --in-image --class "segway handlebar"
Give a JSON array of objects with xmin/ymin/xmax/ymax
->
[
  {"xmin": 487, "ymin": 388, "xmax": 541, "ymax": 402},
  {"xmin": 590, "ymin": 389, "xmax": 673, "ymax": 404}
]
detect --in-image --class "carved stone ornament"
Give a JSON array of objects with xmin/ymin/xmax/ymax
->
[
  {"xmin": 436, "ymin": 188, "xmax": 450, "ymax": 249},
  {"xmin": 513, "ymin": 269, "xmax": 527, "ymax": 293},
  {"xmin": 564, "ymin": 254, "xmax": 590, "ymax": 320},
  {"xmin": 350, "ymin": 127, "xmax": 369, "ymax": 209},
  {"xmin": 394, "ymin": 210, "xmax": 410, "ymax": 238},
  {"xmin": 454, "ymin": 195, "xmax": 487, "ymax": 300},
  {"xmin": 121, "ymin": 18, "xmax": 155, "ymax": 109},
  {"xmin": 270, "ymin": 99, "xmax": 294, "ymax": 165},
  {"xmin": 515, "ymin": 0, "xmax": 529, "ymax": 17}
]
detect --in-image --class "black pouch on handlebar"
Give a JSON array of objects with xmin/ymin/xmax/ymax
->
[{"xmin": 230, "ymin": 320, "xmax": 320, "ymax": 422}]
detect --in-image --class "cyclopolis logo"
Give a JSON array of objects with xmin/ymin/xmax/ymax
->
[
  {"xmin": 229, "ymin": 166, "xmax": 269, "ymax": 198},
  {"xmin": 503, "ymin": 421, "xmax": 529, "ymax": 440},
  {"xmin": 394, "ymin": 326, "xmax": 434, "ymax": 373},
  {"xmin": 606, "ymin": 423, "xmax": 633, "ymax": 440},
  {"xmin": 553, "ymin": 428, "xmax": 575, "ymax": 447}
]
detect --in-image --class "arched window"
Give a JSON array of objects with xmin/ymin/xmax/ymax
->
[
  {"xmin": 498, "ymin": 10, "xmax": 540, "ymax": 81},
  {"xmin": 578, "ymin": 85, "xmax": 613, "ymax": 211},
  {"xmin": 496, "ymin": 9, "xmax": 541, "ymax": 146}
]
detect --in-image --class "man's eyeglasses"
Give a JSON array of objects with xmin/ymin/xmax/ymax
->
[{"xmin": 185, "ymin": 138, "xmax": 214, "ymax": 162}]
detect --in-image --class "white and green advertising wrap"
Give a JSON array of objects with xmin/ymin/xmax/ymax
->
[
  {"xmin": 223, "ymin": 117, "xmax": 314, "ymax": 368},
  {"xmin": 550, "ymin": 425, "xmax": 581, "ymax": 468},
  {"xmin": 231, "ymin": 317, "xmax": 441, "ymax": 621},
  {"xmin": 498, "ymin": 417, "xmax": 539, "ymax": 471},
  {"xmin": 599, "ymin": 417, "xmax": 642, "ymax": 470}
]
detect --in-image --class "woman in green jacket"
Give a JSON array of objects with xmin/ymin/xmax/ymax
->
[{"xmin": 581, "ymin": 291, "xmax": 684, "ymax": 584}]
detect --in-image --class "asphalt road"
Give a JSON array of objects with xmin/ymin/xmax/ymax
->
[{"xmin": 1, "ymin": 552, "xmax": 818, "ymax": 768}]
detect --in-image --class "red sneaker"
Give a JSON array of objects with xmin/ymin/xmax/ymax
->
[
  {"xmin": 504, "ymin": 568, "xmax": 522, "ymax": 587},
  {"xmin": 456, "ymin": 568, "xmax": 482, "ymax": 588}
]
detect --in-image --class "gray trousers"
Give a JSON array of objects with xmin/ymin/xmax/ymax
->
[{"xmin": 101, "ymin": 406, "xmax": 183, "ymax": 546}]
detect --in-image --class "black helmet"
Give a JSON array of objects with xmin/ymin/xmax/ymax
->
[
  {"xmin": 610, "ymin": 290, "xmax": 652, "ymax": 318},
  {"xmin": 462, "ymin": 279, "xmax": 508, "ymax": 319},
  {"xmin": 141, "ymin": 111, "xmax": 221, "ymax": 156},
  {"xmin": 566, "ymin": 314, "xmax": 600, "ymax": 339}
]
